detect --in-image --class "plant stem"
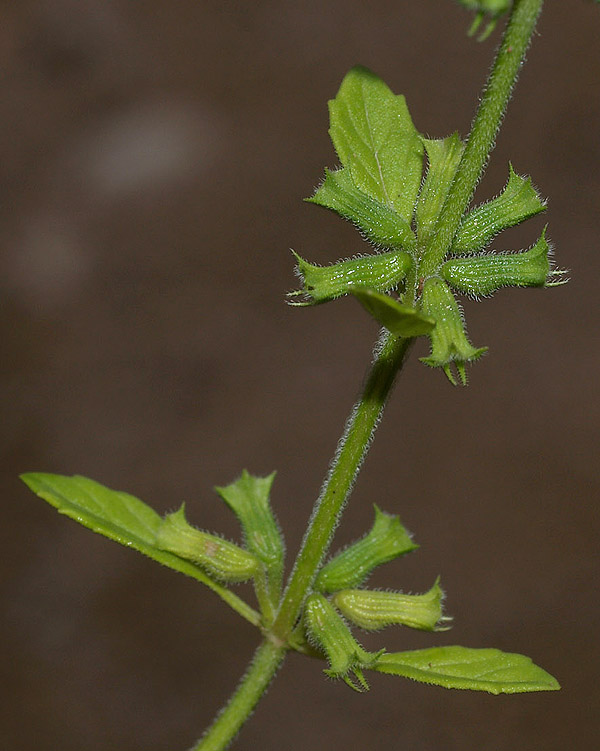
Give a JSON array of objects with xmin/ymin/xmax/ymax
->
[
  {"xmin": 420, "ymin": 0, "xmax": 544, "ymax": 276},
  {"xmin": 192, "ymin": 331, "xmax": 411, "ymax": 751},
  {"xmin": 271, "ymin": 332, "xmax": 413, "ymax": 641},
  {"xmin": 194, "ymin": 3, "xmax": 546, "ymax": 747},
  {"xmin": 192, "ymin": 639, "xmax": 286, "ymax": 751}
]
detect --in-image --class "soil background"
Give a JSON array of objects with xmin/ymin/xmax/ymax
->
[{"xmin": 2, "ymin": 2, "xmax": 598, "ymax": 750}]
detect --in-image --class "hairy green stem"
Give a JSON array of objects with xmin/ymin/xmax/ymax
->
[
  {"xmin": 420, "ymin": 0, "xmax": 544, "ymax": 276},
  {"xmin": 272, "ymin": 331, "xmax": 413, "ymax": 640},
  {"xmin": 194, "ymin": 3, "xmax": 545, "ymax": 747},
  {"xmin": 253, "ymin": 569, "xmax": 277, "ymax": 627},
  {"xmin": 192, "ymin": 640, "xmax": 286, "ymax": 751}
]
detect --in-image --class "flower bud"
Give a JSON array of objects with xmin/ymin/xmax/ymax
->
[
  {"xmin": 451, "ymin": 164, "xmax": 546, "ymax": 255},
  {"xmin": 156, "ymin": 505, "xmax": 259, "ymax": 583},
  {"xmin": 304, "ymin": 593, "xmax": 382, "ymax": 691},
  {"xmin": 442, "ymin": 229, "xmax": 550, "ymax": 297},
  {"xmin": 315, "ymin": 505, "xmax": 417, "ymax": 594},
  {"xmin": 417, "ymin": 133, "xmax": 464, "ymax": 246},
  {"xmin": 419, "ymin": 277, "xmax": 487, "ymax": 385},
  {"xmin": 332, "ymin": 578, "xmax": 450, "ymax": 632},
  {"xmin": 290, "ymin": 249, "xmax": 411, "ymax": 305},
  {"xmin": 351, "ymin": 287, "xmax": 435, "ymax": 338},
  {"xmin": 215, "ymin": 470, "xmax": 284, "ymax": 597},
  {"xmin": 456, "ymin": 1, "xmax": 511, "ymax": 41}
]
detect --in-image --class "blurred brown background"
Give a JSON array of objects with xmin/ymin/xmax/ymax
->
[{"xmin": 1, "ymin": 1, "xmax": 598, "ymax": 749}]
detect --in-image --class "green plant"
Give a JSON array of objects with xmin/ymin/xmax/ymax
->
[{"xmin": 23, "ymin": 1, "xmax": 582, "ymax": 748}]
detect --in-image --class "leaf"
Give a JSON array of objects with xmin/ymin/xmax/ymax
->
[
  {"xmin": 452, "ymin": 164, "xmax": 546, "ymax": 255},
  {"xmin": 328, "ymin": 66, "xmax": 424, "ymax": 223},
  {"xmin": 351, "ymin": 287, "xmax": 435, "ymax": 338},
  {"xmin": 308, "ymin": 168, "xmax": 416, "ymax": 251},
  {"xmin": 21, "ymin": 473, "xmax": 261, "ymax": 626},
  {"xmin": 372, "ymin": 645, "xmax": 560, "ymax": 694},
  {"xmin": 416, "ymin": 133, "xmax": 465, "ymax": 246}
]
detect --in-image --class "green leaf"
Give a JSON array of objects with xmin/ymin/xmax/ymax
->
[
  {"xmin": 442, "ymin": 227, "xmax": 551, "ymax": 297},
  {"xmin": 416, "ymin": 134, "xmax": 465, "ymax": 246},
  {"xmin": 308, "ymin": 168, "xmax": 416, "ymax": 251},
  {"xmin": 20, "ymin": 473, "xmax": 261, "ymax": 626},
  {"xmin": 328, "ymin": 66, "xmax": 424, "ymax": 223},
  {"xmin": 351, "ymin": 287, "xmax": 435, "ymax": 338},
  {"xmin": 452, "ymin": 164, "xmax": 546, "ymax": 255},
  {"xmin": 372, "ymin": 645, "xmax": 560, "ymax": 694},
  {"xmin": 215, "ymin": 470, "xmax": 285, "ymax": 604},
  {"xmin": 315, "ymin": 505, "xmax": 417, "ymax": 594},
  {"xmin": 290, "ymin": 250, "xmax": 411, "ymax": 305}
]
